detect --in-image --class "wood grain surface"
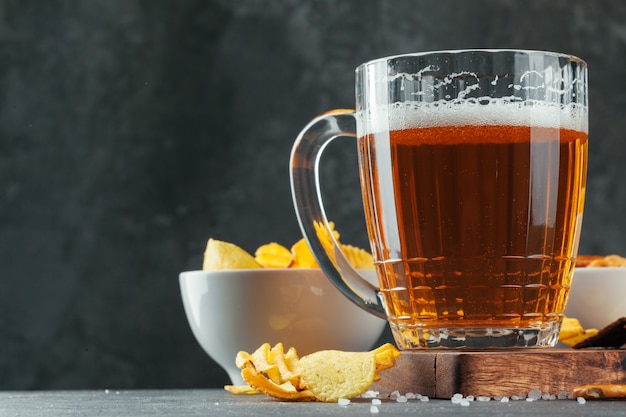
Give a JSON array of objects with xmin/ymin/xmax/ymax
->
[{"xmin": 371, "ymin": 349, "xmax": 626, "ymax": 399}]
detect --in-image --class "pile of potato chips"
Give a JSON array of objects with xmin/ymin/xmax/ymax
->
[
  {"xmin": 229, "ymin": 343, "xmax": 400, "ymax": 402},
  {"xmin": 203, "ymin": 222, "xmax": 374, "ymax": 270}
]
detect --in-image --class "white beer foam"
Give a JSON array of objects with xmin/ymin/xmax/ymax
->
[{"xmin": 359, "ymin": 99, "xmax": 588, "ymax": 135}]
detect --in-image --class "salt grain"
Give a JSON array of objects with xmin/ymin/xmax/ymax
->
[
  {"xmin": 360, "ymin": 390, "xmax": 379, "ymax": 398},
  {"xmin": 557, "ymin": 390, "xmax": 568, "ymax": 400},
  {"xmin": 577, "ymin": 397, "xmax": 586, "ymax": 405},
  {"xmin": 396, "ymin": 395, "xmax": 408, "ymax": 403},
  {"xmin": 420, "ymin": 396, "xmax": 429, "ymax": 402},
  {"xmin": 465, "ymin": 395, "xmax": 475, "ymax": 401},
  {"xmin": 460, "ymin": 399, "xmax": 470, "ymax": 406},
  {"xmin": 405, "ymin": 392, "xmax": 417, "ymax": 399},
  {"xmin": 500, "ymin": 397, "xmax": 509, "ymax": 403},
  {"xmin": 371, "ymin": 399, "xmax": 381, "ymax": 405},
  {"xmin": 370, "ymin": 405, "xmax": 380, "ymax": 413},
  {"xmin": 337, "ymin": 398, "xmax": 350, "ymax": 406},
  {"xmin": 510, "ymin": 395, "xmax": 520, "ymax": 401},
  {"xmin": 477, "ymin": 396, "xmax": 491, "ymax": 402}
]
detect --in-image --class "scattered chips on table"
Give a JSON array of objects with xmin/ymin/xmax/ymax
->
[{"xmin": 233, "ymin": 343, "xmax": 401, "ymax": 402}]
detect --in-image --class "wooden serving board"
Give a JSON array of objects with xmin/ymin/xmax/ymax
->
[{"xmin": 370, "ymin": 349, "xmax": 626, "ymax": 398}]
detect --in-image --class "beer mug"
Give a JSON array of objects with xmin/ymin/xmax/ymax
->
[{"xmin": 290, "ymin": 50, "xmax": 588, "ymax": 349}]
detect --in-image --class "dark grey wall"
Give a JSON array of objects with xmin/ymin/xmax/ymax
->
[{"xmin": 1, "ymin": 0, "xmax": 625, "ymax": 390}]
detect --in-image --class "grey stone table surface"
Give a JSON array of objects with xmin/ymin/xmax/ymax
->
[{"xmin": 0, "ymin": 389, "xmax": 624, "ymax": 417}]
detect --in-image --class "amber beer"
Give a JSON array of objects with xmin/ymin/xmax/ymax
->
[{"xmin": 359, "ymin": 107, "xmax": 588, "ymax": 347}]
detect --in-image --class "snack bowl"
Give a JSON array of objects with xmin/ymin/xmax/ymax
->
[
  {"xmin": 565, "ymin": 267, "xmax": 626, "ymax": 330},
  {"xmin": 179, "ymin": 268, "xmax": 387, "ymax": 385}
]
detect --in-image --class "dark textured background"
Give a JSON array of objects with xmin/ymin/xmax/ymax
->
[{"xmin": 1, "ymin": 0, "xmax": 625, "ymax": 390}]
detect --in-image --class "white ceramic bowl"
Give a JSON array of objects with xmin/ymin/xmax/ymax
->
[
  {"xmin": 565, "ymin": 267, "xmax": 626, "ymax": 330},
  {"xmin": 179, "ymin": 269, "xmax": 387, "ymax": 385}
]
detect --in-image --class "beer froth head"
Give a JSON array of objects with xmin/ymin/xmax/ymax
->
[{"xmin": 356, "ymin": 50, "xmax": 588, "ymax": 135}]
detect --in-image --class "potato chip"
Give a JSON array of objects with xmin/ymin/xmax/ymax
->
[
  {"xmin": 296, "ymin": 349, "xmax": 376, "ymax": 402},
  {"xmin": 313, "ymin": 221, "xmax": 340, "ymax": 263},
  {"xmin": 236, "ymin": 343, "xmax": 315, "ymax": 401},
  {"xmin": 297, "ymin": 343, "xmax": 399, "ymax": 402},
  {"xmin": 372, "ymin": 343, "xmax": 402, "ymax": 376},
  {"xmin": 560, "ymin": 328, "xmax": 598, "ymax": 347},
  {"xmin": 240, "ymin": 365, "xmax": 316, "ymax": 401},
  {"xmin": 341, "ymin": 244, "xmax": 375, "ymax": 270},
  {"xmin": 203, "ymin": 238, "xmax": 261, "ymax": 270},
  {"xmin": 558, "ymin": 317, "xmax": 584, "ymax": 341},
  {"xmin": 289, "ymin": 238, "xmax": 319, "ymax": 268},
  {"xmin": 573, "ymin": 384, "xmax": 626, "ymax": 399},
  {"xmin": 255, "ymin": 242, "xmax": 293, "ymax": 268},
  {"xmin": 290, "ymin": 222, "xmax": 346, "ymax": 268},
  {"xmin": 224, "ymin": 384, "xmax": 259, "ymax": 395}
]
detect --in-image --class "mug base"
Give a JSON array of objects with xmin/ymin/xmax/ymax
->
[{"xmin": 389, "ymin": 321, "xmax": 561, "ymax": 349}]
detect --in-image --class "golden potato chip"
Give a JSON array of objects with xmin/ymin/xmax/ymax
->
[
  {"xmin": 297, "ymin": 343, "xmax": 400, "ymax": 402},
  {"xmin": 372, "ymin": 343, "xmax": 402, "ymax": 376},
  {"xmin": 573, "ymin": 384, "xmax": 626, "ymax": 399},
  {"xmin": 236, "ymin": 343, "xmax": 300, "ymax": 386},
  {"xmin": 292, "ymin": 222, "xmax": 373, "ymax": 269},
  {"xmin": 224, "ymin": 384, "xmax": 259, "ymax": 395},
  {"xmin": 313, "ymin": 221, "xmax": 340, "ymax": 263},
  {"xmin": 289, "ymin": 238, "xmax": 319, "ymax": 268},
  {"xmin": 560, "ymin": 328, "xmax": 599, "ymax": 347},
  {"xmin": 241, "ymin": 365, "xmax": 316, "ymax": 401},
  {"xmin": 203, "ymin": 238, "xmax": 261, "ymax": 270},
  {"xmin": 236, "ymin": 343, "xmax": 283, "ymax": 385},
  {"xmin": 341, "ymin": 244, "xmax": 375, "ymax": 270},
  {"xmin": 558, "ymin": 317, "xmax": 584, "ymax": 341},
  {"xmin": 254, "ymin": 242, "xmax": 293, "ymax": 268},
  {"xmin": 296, "ymin": 350, "xmax": 376, "ymax": 402},
  {"xmin": 236, "ymin": 343, "xmax": 315, "ymax": 401}
]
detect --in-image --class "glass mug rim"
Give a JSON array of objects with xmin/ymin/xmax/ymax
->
[{"xmin": 357, "ymin": 49, "xmax": 587, "ymax": 70}]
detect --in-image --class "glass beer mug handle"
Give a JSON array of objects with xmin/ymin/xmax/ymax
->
[{"xmin": 289, "ymin": 109, "xmax": 387, "ymax": 319}]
